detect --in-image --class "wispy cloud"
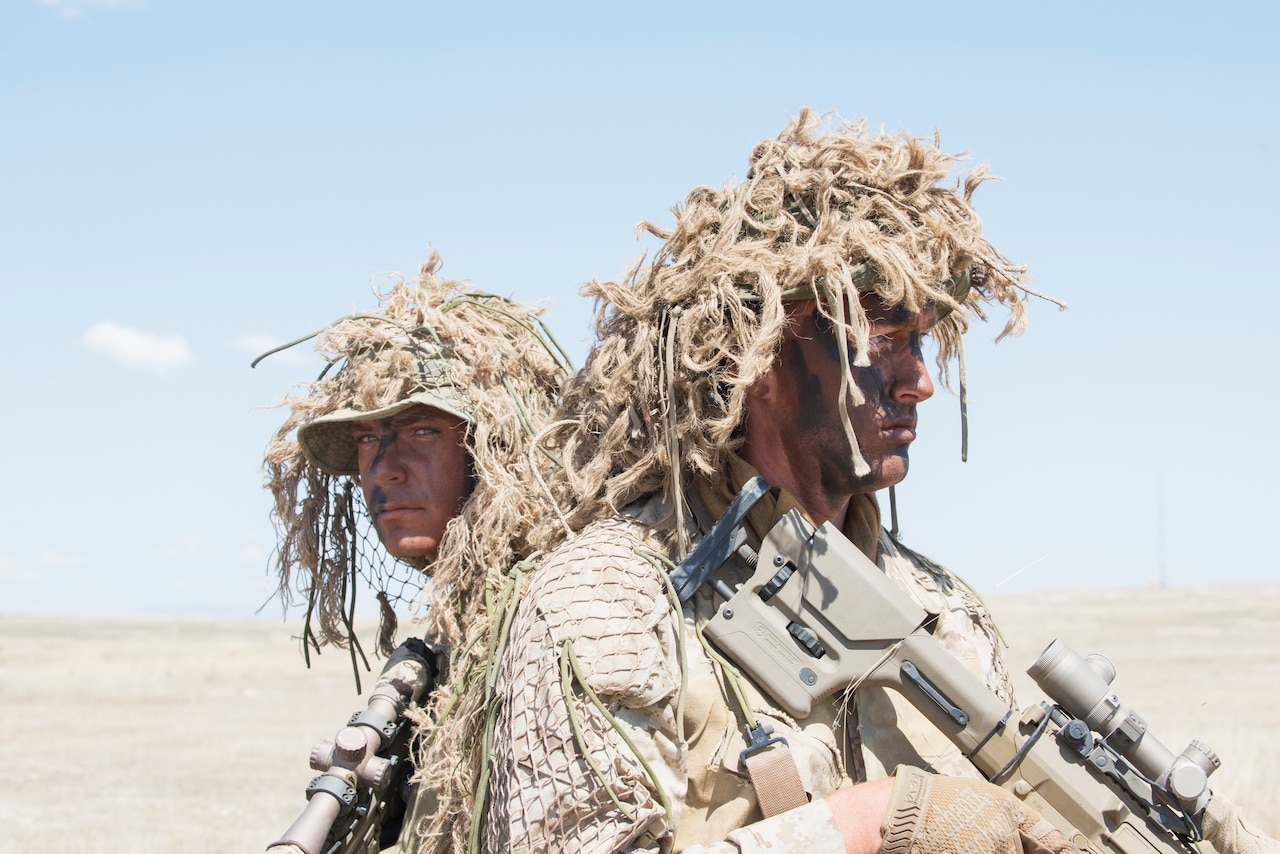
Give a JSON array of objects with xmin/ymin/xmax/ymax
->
[
  {"xmin": 84, "ymin": 320, "xmax": 194, "ymax": 375},
  {"xmin": 232, "ymin": 333, "xmax": 309, "ymax": 366},
  {"xmin": 39, "ymin": 0, "xmax": 138, "ymax": 20}
]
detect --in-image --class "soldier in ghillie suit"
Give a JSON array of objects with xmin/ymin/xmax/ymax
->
[
  {"xmin": 261, "ymin": 251, "xmax": 569, "ymax": 852},
  {"xmin": 479, "ymin": 111, "xmax": 1078, "ymax": 852}
]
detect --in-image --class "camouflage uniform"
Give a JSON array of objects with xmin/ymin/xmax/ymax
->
[
  {"xmin": 484, "ymin": 458, "xmax": 1016, "ymax": 852},
  {"xmin": 480, "ymin": 112, "xmax": 1070, "ymax": 853}
]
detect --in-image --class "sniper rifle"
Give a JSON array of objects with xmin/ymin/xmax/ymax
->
[
  {"xmin": 267, "ymin": 638, "xmax": 439, "ymax": 854},
  {"xmin": 671, "ymin": 476, "xmax": 1225, "ymax": 854}
]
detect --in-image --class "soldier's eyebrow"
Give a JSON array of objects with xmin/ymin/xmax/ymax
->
[
  {"xmin": 347, "ymin": 420, "xmax": 383, "ymax": 438},
  {"xmin": 866, "ymin": 302, "xmax": 915, "ymax": 326},
  {"xmin": 346, "ymin": 414, "xmax": 425, "ymax": 436}
]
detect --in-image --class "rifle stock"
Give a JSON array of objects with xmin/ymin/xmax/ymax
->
[{"xmin": 702, "ymin": 508, "xmax": 1210, "ymax": 854}]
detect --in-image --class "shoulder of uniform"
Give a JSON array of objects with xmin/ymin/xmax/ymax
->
[
  {"xmin": 511, "ymin": 513, "xmax": 681, "ymax": 707},
  {"xmin": 879, "ymin": 530, "xmax": 958, "ymax": 591},
  {"xmin": 522, "ymin": 514, "xmax": 674, "ymax": 632}
]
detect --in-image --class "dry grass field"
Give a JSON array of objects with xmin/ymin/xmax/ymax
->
[{"xmin": 1, "ymin": 583, "xmax": 1275, "ymax": 852}]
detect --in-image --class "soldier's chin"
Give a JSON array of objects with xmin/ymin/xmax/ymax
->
[
  {"xmin": 872, "ymin": 452, "xmax": 910, "ymax": 492},
  {"xmin": 383, "ymin": 536, "xmax": 439, "ymax": 565}
]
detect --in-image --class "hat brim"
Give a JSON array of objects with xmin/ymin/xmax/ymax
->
[{"xmin": 297, "ymin": 389, "xmax": 471, "ymax": 476}]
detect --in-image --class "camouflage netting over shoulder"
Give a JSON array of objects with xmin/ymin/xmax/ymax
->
[
  {"xmin": 555, "ymin": 109, "xmax": 1063, "ymax": 545},
  {"xmin": 261, "ymin": 250, "xmax": 569, "ymax": 663}
]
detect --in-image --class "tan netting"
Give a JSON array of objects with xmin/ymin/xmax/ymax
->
[
  {"xmin": 259, "ymin": 250, "xmax": 569, "ymax": 852},
  {"xmin": 483, "ymin": 519, "xmax": 681, "ymax": 853}
]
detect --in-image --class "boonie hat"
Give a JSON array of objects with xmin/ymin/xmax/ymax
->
[{"xmin": 296, "ymin": 350, "xmax": 472, "ymax": 477}]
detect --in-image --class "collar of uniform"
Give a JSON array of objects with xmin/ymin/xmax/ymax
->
[{"xmin": 694, "ymin": 454, "xmax": 882, "ymax": 560}]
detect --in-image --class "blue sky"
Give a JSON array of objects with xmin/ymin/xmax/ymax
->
[{"xmin": 2, "ymin": 0, "xmax": 1276, "ymax": 617}]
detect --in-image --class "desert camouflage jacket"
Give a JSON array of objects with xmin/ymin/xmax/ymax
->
[{"xmin": 482, "ymin": 470, "xmax": 1016, "ymax": 852}]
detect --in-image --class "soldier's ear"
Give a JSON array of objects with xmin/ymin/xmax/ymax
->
[{"xmin": 746, "ymin": 369, "xmax": 777, "ymax": 402}]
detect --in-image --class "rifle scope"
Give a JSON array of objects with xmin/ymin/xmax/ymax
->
[{"xmin": 1027, "ymin": 639, "xmax": 1219, "ymax": 812}]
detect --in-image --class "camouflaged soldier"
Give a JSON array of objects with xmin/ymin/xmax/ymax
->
[
  {"xmin": 261, "ymin": 251, "xmax": 568, "ymax": 852},
  {"xmin": 480, "ymin": 112, "xmax": 1078, "ymax": 853}
]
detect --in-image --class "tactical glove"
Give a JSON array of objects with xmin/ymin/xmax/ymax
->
[
  {"xmin": 879, "ymin": 766, "xmax": 1078, "ymax": 854},
  {"xmin": 1201, "ymin": 790, "xmax": 1280, "ymax": 854}
]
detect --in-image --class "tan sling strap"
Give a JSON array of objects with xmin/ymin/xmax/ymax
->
[
  {"xmin": 739, "ymin": 721, "xmax": 810, "ymax": 818},
  {"xmin": 680, "ymin": 481, "xmax": 811, "ymax": 819}
]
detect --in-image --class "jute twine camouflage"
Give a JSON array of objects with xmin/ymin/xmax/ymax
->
[{"xmin": 548, "ymin": 109, "xmax": 1063, "ymax": 554}]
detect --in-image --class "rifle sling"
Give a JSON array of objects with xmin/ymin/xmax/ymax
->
[
  {"xmin": 740, "ymin": 723, "xmax": 810, "ymax": 817},
  {"xmin": 670, "ymin": 475, "xmax": 770, "ymax": 604}
]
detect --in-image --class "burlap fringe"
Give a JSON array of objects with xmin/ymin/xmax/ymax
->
[{"xmin": 546, "ymin": 109, "xmax": 1059, "ymax": 553}]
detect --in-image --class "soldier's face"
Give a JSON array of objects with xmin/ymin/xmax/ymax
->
[
  {"xmin": 350, "ymin": 404, "xmax": 474, "ymax": 562},
  {"xmin": 768, "ymin": 297, "xmax": 937, "ymax": 495}
]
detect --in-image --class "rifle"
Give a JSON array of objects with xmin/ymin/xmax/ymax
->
[
  {"xmin": 268, "ymin": 638, "xmax": 440, "ymax": 854},
  {"xmin": 673, "ymin": 479, "xmax": 1221, "ymax": 854}
]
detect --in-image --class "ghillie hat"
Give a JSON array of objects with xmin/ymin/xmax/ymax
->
[
  {"xmin": 295, "ymin": 359, "xmax": 472, "ymax": 477},
  {"xmin": 554, "ymin": 109, "xmax": 1063, "ymax": 549},
  {"xmin": 259, "ymin": 250, "xmax": 570, "ymax": 663}
]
